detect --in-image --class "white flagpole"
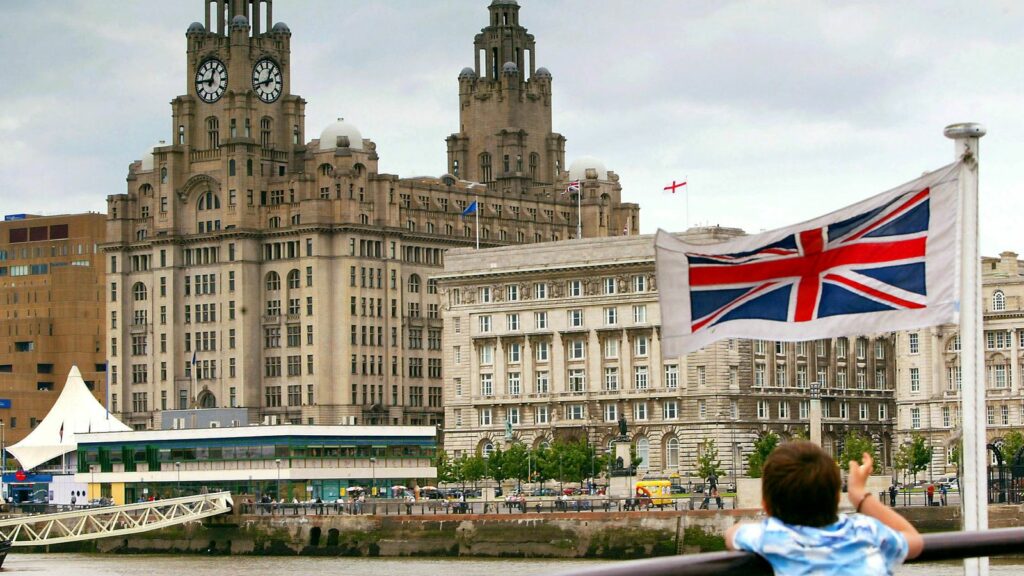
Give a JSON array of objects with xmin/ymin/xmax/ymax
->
[
  {"xmin": 475, "ymin": 200, "xmax": 480, "ymax": 250},
  {"xmin": 685, "ymin": 174, "xmax": 690, "ymax": 229},
  {"xmin": 576, "ymin": 182, "xmax": 582, "ymax": 239},
  {"xmin": 946, "ymin": 122, "xmax": 987, "ymax": 576}
]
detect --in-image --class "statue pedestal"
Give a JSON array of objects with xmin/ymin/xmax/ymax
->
[{"xmin": 608, "ymin": 439, "xmax": 634, "ymax": 499}]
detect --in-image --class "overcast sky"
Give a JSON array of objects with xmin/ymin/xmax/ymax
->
[{"xmin": 2, "ymin": 1, "xmax": 1021, "ymax": 255}]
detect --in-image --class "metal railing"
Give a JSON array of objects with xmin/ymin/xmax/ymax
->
[{"xmin": 552, "ymin": 527, "xmax": 1024, "ymax": 576}]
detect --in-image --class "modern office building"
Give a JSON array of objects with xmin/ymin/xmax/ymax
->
[
  {"xmin": 895, "ymin": 251, "xmax": 1024, "ymax": 476},
  {"xmin": 0, "ymin": 213, "xmax": 108, "ymax": 445},
  {"xmin": 438, "ymin": 231, "xmax": 898, "ymax": 480},
  {"xmin": 104, "ymin": 1, "xmax": 638, "ymax": 430}
]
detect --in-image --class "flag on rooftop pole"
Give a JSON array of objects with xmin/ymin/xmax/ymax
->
[
  {"xmin": 655, "ymin": 161, "xmax": 963, "ymax": 357},
  {"xmin": 460, "ymin": 201, "xmax": 478, "ymax": 218},
  {"xmin": 563, "ymin": 180, "xmax": 580, "ymax": 196},
  {"xmin": 663, "ymin": 180, "xmax": 687, "ymax": 193}
]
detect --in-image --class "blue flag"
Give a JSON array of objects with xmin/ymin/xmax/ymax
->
[{"xmin": 461, "ymin": 201, "xmax": 478, "ymax": 218}]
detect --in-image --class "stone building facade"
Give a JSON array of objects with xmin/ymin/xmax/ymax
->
[
  {"xmin": 895, "ymin": 251, "xmax": 1024, "ymax": 477},
  {"xmin": 0, "ymin": 213, "xmax": 108, "ymax": 445},
  {"xmin": 104, "ymin": 0, "xmax": 638, "ymax": 430},
  {"xmin": 438, "ymin": 230, "xmax": 897, "ymax": 481}
]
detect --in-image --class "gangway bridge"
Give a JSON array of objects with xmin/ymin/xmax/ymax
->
[{"xmin": 0, "ymin": 492, "xmax": 232, "ymax": 546}]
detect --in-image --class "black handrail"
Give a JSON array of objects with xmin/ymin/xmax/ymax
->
[{"xmin": 551, "ymin": 527, "xmax": 1024, "ymax": 576}]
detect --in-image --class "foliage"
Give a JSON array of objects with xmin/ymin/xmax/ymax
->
[
  {"xmin": 488, "ymin": 444, "xmax": 507, "ymax": 483},
  {"xmin": 502, "ymin": 442, "xmax": 531, "ymax": 483},
  {"xmin": 435, "ymin": 451, "xmax": 457, "ymax": 484},
  {"xmin": 839, "ymin": 430, "xmax": 877, "ymax": 467},
  {"xmin": 895, "ymin": 434, "xmax": 931, "ymax": 482},
  {"xmin": 790, "ymin": 427, "xmax": 809, "ymax": 441},
  {"xmin": 461, "ymin": 454, "xmax": 487, "ymax": 485},
  {"xmin": 948, "ymin": 439, "xmax": 962, "ymax": 475},
  {"xmin": 998, "ymin": 430, "xmax": 1024, "ymax": 464},
  {"xmin": 746, "ymin": 432, "xmax": 779, "ymax": 478},
  {"xmin": 696, "ymin": 438, "xmax": 724, "ymax": 479}
]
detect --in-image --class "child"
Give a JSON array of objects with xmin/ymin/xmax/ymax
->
[{"xmin": 726, "ymin": 442, "xmax": 923, "ymax": 575}]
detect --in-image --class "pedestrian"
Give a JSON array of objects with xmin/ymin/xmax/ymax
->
[
  {"xmin": 926, "ymin": 483, "xmax": 935, "ymax": 506},
  {"xmin": 939, "ymin": 484, "xmax": 948, "ymax": 506},
  {"xmin": 888, "ymin": 485, "xmax": 897, "ymax": 508},
  {"xmin": 71, "ymin": 494, "xmax": 77, "ymax": 507},
  {"xmin": 726, "ymin": 442, "xmax": 922, "ymax": 575}
]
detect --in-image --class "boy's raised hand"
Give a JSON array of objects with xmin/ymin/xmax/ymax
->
[{"xmin": 847, "ymin": 452, "xmax": 873, "ymax": 503}]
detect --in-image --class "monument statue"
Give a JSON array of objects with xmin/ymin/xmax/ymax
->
[
  {"xmin": 617, "ymin": 414, "xmax": 628, "ymax": 439},
  {"xmin": 505, "ymin": 418, "xmax": 513, "ymax": 440}
]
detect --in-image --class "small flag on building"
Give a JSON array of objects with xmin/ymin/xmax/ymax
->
[
  {"xmin": 664, "ymin": 180, "xmax": 687, "ymax": 193},
  {"xmin": 59, "ymin": 421, "xmax": 64, "ymax": 443},
  {"xmin": 563, "ymin": 180, "xmax": 581, "ymax": 195},
  {"xmin": 461, "ymin": 201, "xmax": 478, "ymax": 218}
]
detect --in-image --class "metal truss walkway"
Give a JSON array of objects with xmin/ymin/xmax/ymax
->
[{"xmin": 0, "ymin": 492, "xmax": 233, "ymax": 546}]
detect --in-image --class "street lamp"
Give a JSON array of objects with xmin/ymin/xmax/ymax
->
[
  {"xmin": 90, "ymin": 464, "xmax": 96, "ymax": 500},
  {"xmin": 0, "ymin": 420, "xmax": 5, "ymax": 501},
  {"xmin": 175, "ymin": 462, "xmax": 181, "ymax": 497},
  {"xmin": 809, "ymin": 381, "xmax": 822, "ymax": 447},
  {"xmin": 719, "ymin": 410, "xmax": 738, "ymax": 492},
  {"xmin": 275, "ymin": 458, "xmax": 282, "ymax": 500}
]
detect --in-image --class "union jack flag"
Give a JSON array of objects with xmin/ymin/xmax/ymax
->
[
  {"xmin": 656, "ymin": 162, "xmax": 963, "ymax": 355},
  {"xmin": 563, "ymin": 179, "xmax": 581, "ymax": 196}
]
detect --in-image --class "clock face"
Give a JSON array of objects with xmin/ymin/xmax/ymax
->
[
  {"xmin": 195, "ymin": 59, "xmax": 228, "ymax": 103},
  {"xmin": 252, "ymin": 58, "xmax": 283, "ymax": 103}
]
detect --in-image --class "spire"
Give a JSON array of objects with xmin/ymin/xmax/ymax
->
[{"xmin": 477, "ymin": 0, "xmax": 534, "ymax": 82}]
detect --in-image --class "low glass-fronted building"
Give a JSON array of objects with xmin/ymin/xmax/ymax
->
[{"xmin": 75, "ymin": 425, "xmax": 437, "ymax": 504}]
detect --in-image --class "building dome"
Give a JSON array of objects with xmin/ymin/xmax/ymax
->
[
  {"xmin": 502, "ymin": 61, "xmax": 518, "ymax": 76},
  {"xmin": 230, "ymin": 15, "xmax": 249, "ymax": 30},
  {"xmin": 568, "ymin": 156, "xmax": 607, "ymax": 181},
  {"xmin": 186, "ymin": 22, "xmax": 205, "ymax": 34},
  {"xmin": 534, "ymin": 67, "xmax": 551, "ymax": 79},
  {"xmin": 271, "ymin": 22, "xmax": 290, "ymax": 33},
  {"xmin": 140, "ymin": 140, "xmax": 167, "ymax": 172},
  {"xmin": 458, "ymin": 67, "xmax": 477, "ymax": 80},
  {"xmin": 319, "ymin": 118, "xmax": 363, "ymax": 151},
  {"xmin": 490, "ymin": 0, "xmax": 519, "ymax": 6}
]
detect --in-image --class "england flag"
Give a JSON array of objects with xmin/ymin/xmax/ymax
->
[{"xmin": 656, "ymin": 161, "xmax": 962, "ymax": 356}]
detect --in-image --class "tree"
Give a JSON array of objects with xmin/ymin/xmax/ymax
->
[
  {"xmin": 696, "ymin": 438, "xmax": 724, "ymax": 479},
  {"xmin": 462, "ymin": 454, "xmax": 487, "ymax": 487},
  {"xmin": 435, "ymin": 451, "xmax": 457, "ymax": 484},
  {"xmin": 839, "ymin": 430, "xmax": 877, "ymax": 467},
  {"xmin": 948, "ymin": 439, "xmax": 962, "ymax": 476},
  {"xmin": 502, "ymin": 442, "xmax": 530, "ymax": 486},
  {"xmin": 905, "ymin": 434, "xmax": 931, "ymax": 482},
  {"xmin": 488, "ymin": 444, "xmax": 507, "ymax": 483},
  {"xmin": 998, "ymin": 430, "xmax": 1024, "ymax": 464},
  {"xmin": 746, "ymin": 432, "xmax": 780, "ymax": 478}
]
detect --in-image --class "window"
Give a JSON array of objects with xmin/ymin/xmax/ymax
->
[
  {"xmin": 568, "ymin": 368, "xmax": 586, "ymax": 392},
  {"xmin": 506, "ymin": 313, "xmax": 520, "ymax": 331},
  {"xmin": 942, "ymin": 406, "xmax": 951, "ymax": 427},
  {"xmin": 568, "ymin": 280, "xmax": 582, "ymax": 297},
  {"xmin": 633, "ymin": 305, "xmax": 647, "ymax": 323},
  {"xmin": 992, "ymin": 290, "xmax": 1006, "ymax": 311},
  {"xmin": 604, "ymin": 338, "xmax": 619, "ymax": 359},
  {"xmin": 507, "ymin": 343, "xmax": 521, "ymax": 363},
  {"xmin": 875, "ymin": 340, "xmax": 885, "ymax": 359},
  {"xmin": 859, "ymin": 403, "xmax": 869, "ymax": 420},
  {"xmin": 664, "ymin": 364, "xmax": 679, "ymax": 390},
  {"xmin": 1001, "ymin": 404, "xmax": 1009, "ymax": 426},
  {"xmin": 664, "ymin": 401, "xmax": 678, "ymax": 420},
  {"xmin": 507, "ymin": 407, "xmax": 520, "ymax": 426},
  {"xmin": 535, "ymin": 371, "xmax": 549, "ymax": 394},
  {"xmin": 696, "ymin": 365, "xmax": 706, "ymax": 387},
  {"xmin": 634, "ymin": 365, "xmax": 649, "ymax": 390},
  {"xmin": 911, "ymin": 407, "xmax": 921, "ymax": 429},
  {"xmin": 604, "ymin": 367, "xmax": 619, "ymax": 391},
  {"xmin": 480, "ymin": 408, "xmax": 492, "ymax": 426},
  {"xmin": 480, "ymin": 286, "xmax": 492, "ymax": 303},
  {"xmin": 634, "ymin": 403, "xmax": 648, "ymax": 421},
  {"xmin": 778, "ymin": 402, "xmax": 790, "ymax": 419},
  {"xmin": 698, "ymin": 400, "xmax": 707, "ymax": 419},
  {"xmin": 775, "ymin": 365, "xmax": 786, "ymax": 388},
  {"xmin": 986, "ymin": 330, "xmax": 1011, "ymax": 350},
  {"xmin": 910, "ymin": 367, "xmax": 920, "ymax": 392},
  {"xmin": 856, "ymin": 338, "xmax": 866, "ymax": 359},
  {"xmin": 568, "ymin": 404, "xmax": 585, "ymax": 420},
  {"xmin": 568, "ymin": 309, "xmax": 583, "ymax": 328},
  {"xmin": 536, "ymin": 405, "xmax": 549, "ymax": 424},
  {"xmin": 909, "ymin": 333, "xmax": 920, "ymax": 354},
  {"xmin": 632, "ymin": 275, "xmax": 647, "ymax": 292},
  {"xmin": 603, "ymin": 277, "xmax": 617, "ymax": 294},
  {"xmin": 836, "ymin": 338, "xmax": 848, "ymax": 358},
  {"xmin": 796, "ymin": 365, "xmax": 807, "ymax": 388},
  {"xmin": 534, "ymin": 283, "xmax": 548, "ymax": 299},
  {"xmin": 479, "ymin": 315, "xmax": 492, "ymax": 333},
  {"xmin": 799, "ymin": 401, "xmax": 809, "ymax": 420},
  {"xmin": 506, "ymin": 284, "xmax": 519, "ymax": 301},
  {"xmin": 507, "ymin": 372, "xmax": 521, "ymax": 396},
  {"xmin": 754, "ymin": 364, "xmax": 765, "ymax": 387},
  {"xmin": 603, "ymin": 307, "xmax": 617, "ymax": 325},
  {"xmin": 568, "ymin": 340, "xmax": 585, "ymax": 360},
  {"xmin": 757, "ymin": 400, "xmax": 769, "ymax": 419},
  {"xmin": 605, "ymin": 403, "xmax": 618, "ymax": 422},
  {"xmin": 535, "ymin": 341, "xmax": 549, "ymax": 361},
  {"xmin": 479, "ymin": 344, "xmax": 494, "ymax": 365},
  {"xmin": 480, "ymin": 373, "xmax": 493, "ymax": 396},
  {"xmin": 634, "ymin": 336, "xmax": 649, "ymax": 356},
  {"xmin": 535, "ymin": 311, "xmax": 548, "ymax": 329},
  {"xmin": 991, "ymin": 364, "xmax": 1008, "ymax": 388}
]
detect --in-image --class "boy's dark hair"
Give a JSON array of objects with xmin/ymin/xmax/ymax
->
[{"xmin": 762, "ymin": 441, "xmax": 840, "ymax": 527}]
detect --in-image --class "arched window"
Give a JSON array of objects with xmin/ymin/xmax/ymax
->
[
  {"xmin": 260, "ymin": 116, "xmax": 273, "ymax": 149},
  {"xmin": 359, "ymin": 214, "xmax": 369, "ymax": 225},
  {"xmin": 197, "ymin": 192, "xmax": 220, "ymax": 211},
  {"xmin": 268, "ymin": 216, "xmax": 280, "ymax": 229},
  {"xmin": 160, "ymin": 167, "xmax": 168, "ymax": 184},
  {"xmin": 287, "ymin": 269, "xmax": 300, "ymax": 289},
  {"xmin": 132, "ymin": 282, "xmax": 147, "ymax": 301},
  {"xmin": 266, "ymin": 271, "xmax": 281, "ymax": 291},
  {"xmin": 482, "ymin": 442, "xmax": 495, "ymax": 458},
  {"xmin": 452, "ymin": 159, "xmax": 460, "ymax": 178},
  {"xmin": 479, "ymin": 152, "xmax": 492, "ymax": 183},
  {"xmin": 139, "ymin": 184, "xmax": 153, "ymax": 196},
  {"xmin": 206, "ymin": 117, "xmax": 219, "ymax": 149},
  {"xmin": 319, "ymin": 163, "xmax": 333, "ymax": 176},
  {"xmin": 291, "ymin": 214, "xmax": 300, "ymax": 226},
  {"xmin": 665, "ymin": 437, "xmax": 679, "ymax": 469},
  {"xmin": 408, "ymin": 274, "xmax": 421, "ymax": 293},
  {"xmin": 636, "ymin": 437, "xmax": 650, "ymax": 470},
  {"xmin": 993, "ymin": 290, "xmax": 1006, "ymax": 312}
]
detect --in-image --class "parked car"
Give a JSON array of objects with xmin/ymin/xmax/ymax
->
[
  {"xmin": 936, "ymin": 476, "xmax": 959, "ymax": 490},
  {"xmin": 530, "ymin": 488, "xmax": 558, "ymax": 497},
  {"xmin": 670, "ymin": 485, "xmax": 687, "ymax": 495}
]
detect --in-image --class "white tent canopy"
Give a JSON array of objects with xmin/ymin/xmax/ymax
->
[{"xmin": 8, "ymin": 365, "xmax": 130, "ymax": 471}]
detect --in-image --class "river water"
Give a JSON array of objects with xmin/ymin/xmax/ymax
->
[{"xmin": 5, "ymin": 554, "xmax": 1022, "ymax": 575}]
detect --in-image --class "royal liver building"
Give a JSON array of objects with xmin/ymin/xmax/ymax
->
[{"xmin": 104, "ymin": 0, "xmax": 638, "ymax": 430}]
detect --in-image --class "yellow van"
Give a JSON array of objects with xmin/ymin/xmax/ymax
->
[{"xmin": 634, "ymin": 480, "xmax": 673, "ymax": 507}]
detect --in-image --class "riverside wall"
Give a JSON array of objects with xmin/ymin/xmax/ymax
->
[{"xmin": 39, "ymin": 505, "xmax": 1024, "ymax": 558}]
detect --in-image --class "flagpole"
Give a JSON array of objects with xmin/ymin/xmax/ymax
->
[
  {"xmin": 576, "ymin": 182, "xmax": 582, "ymax": 239},
  {"xmin": 475, "ymin": 198, "xmax": 480, "ymax": 250},
  {"xmin": 685, "ymin": 174, "xmax": 690, "ymax": 229},
  {"xmin": 946, "ymin": 122, "xmax": 987, "ymax": 576}
]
